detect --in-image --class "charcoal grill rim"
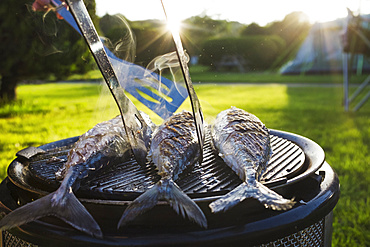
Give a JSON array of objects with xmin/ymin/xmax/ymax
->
[
  {"xmin": 6, "ymin": 129, "xmax": 324, "ymax": 205},
  {"xmin": 267, "ymin": 129, "xmax": 325, "ymax": 189},
  {"xmin": 0, "ymin": 162, "xmax": 339, "ymax": 247}
]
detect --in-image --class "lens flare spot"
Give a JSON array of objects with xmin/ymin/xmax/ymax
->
[{"xmin": 166, "ymin": 17, "xmax": 182, "ymax": 35}]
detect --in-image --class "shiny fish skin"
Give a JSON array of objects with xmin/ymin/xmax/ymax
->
[
  {"xmin": 209, "ymin": 107, "xmax": 295, "ymax": 213},
  {"xmin": 56, "ymin": 111, "xmax": 154, "ymax": 179},
  {"xmin": 0, "ymin": 112, "xmax": 154, "ymax": 238},
  {"xmin": 56, "ymin": 116, "xmax": 130, "ymax": 180},
  {"xmin": 118, "ymin": 111, "xmax": 207, "ymax": 229}
]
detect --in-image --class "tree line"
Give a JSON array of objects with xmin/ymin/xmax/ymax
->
[
  {"xmin": 0, "ymin": 0, "xmax": 310, "ymax": 103},
  {"xmin": 0, "ymin": 0, "xmax": 97, "ymax": 103},
  {"xmin": 98, "ymin": 12, "xmax": 310, "ymax": 70}
]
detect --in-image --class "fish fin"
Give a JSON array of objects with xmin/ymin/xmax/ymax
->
[
  {"xmin": 0, "ymin": 190, "xmax": 102, "ymax": 238},
  {"xmin": 164, "ymin": 180, "xmax": 207, "ymax": 228},
  {"xmin": 209, "ymin": 182, "xmax": 295, "ymax": 213},
  {"xmin": 209, "ymin": 183, "xmax": 248, "ymax": 213},
  {"xmin": 118, "ymin": 180, "xmax": 207, "ymax": 229},
  {"xmin": 255, "ymin": 182, "xmax": 295, "ymax": 211},
  {"xmin": 117, "ymin": 183, "xmax": 160, "ymax": 228}
]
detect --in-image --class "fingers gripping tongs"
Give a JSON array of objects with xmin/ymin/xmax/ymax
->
[{"xmin": 65, "ymin": 0, "xmax": 148, "ymax": 166}]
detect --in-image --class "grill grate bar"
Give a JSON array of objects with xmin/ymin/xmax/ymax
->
[
  {"xmin": 24, "ymin": 131, "xmax": 305, "ymax": 200},
  {"xmin": 269, "ymin": 135, "xmax": 281, "ymax": 146},
  {"xmin": 105, "ymin": 169, "xmax": 157, "ymax": 192},
  {"xmin": 86, "ymin": 162, "xmax": 159, "ymax": 193},
  {"xmin": 88, "ymin": 160, "xmax": 142, "ymax": 186},
  {"xmin": 271, "ymin": 139, "xmax": 293, "ymax": 156},
  {"xmin": 177, "ymin": 159, "xmax": 219, "ymax": 192},
  {"xmin": 263, "ymin": 142, "xmax": 305, "ymax": 181},
  {"xmin": 192, "ymin": 163, "xmax": 240, "ymax": 193}
]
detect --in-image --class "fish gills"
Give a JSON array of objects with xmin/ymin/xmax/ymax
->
[
  {"xmin": 118, "ymin": 111, "xmax": 207, "ymax": 229},
  {"xmin": 209, "ymin": 107, "xmax": 295, "ymax": 213}
]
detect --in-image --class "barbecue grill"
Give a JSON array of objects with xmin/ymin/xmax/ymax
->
[{"xmin": 0, "ymin": 128, "xmax": 339, "ymax": 247}]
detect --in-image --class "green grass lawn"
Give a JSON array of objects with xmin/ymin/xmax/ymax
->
[
  {"xmin": 189, "ymin": 65, "xmax": 349, "ymax": 83},
  {"xmin": 68, "ymin": 65, "xmax": 370, "ymax": 84},
  {"xmin": 0, "ymin": 81, "xmax": 369, "ymax": 246}
]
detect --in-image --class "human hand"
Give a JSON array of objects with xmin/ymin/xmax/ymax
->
[
  {"xmin": 32, "ymin": 0, "xmax": 65, "ymax": 19},
  {"xmin": 32, "ymin": 0, "xmax": 52, "ymax": 12}
]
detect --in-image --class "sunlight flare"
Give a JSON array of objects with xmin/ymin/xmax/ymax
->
[
  {"xmin": 166, "ymin": 17, "xmax": 182, "ymax": 35},
  {"xmin": 161, "ymin": 0, "xmax": 183, "ymax": 35}
]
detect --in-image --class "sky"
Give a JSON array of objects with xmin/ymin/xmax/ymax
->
[{"xmin": 95, "ymin": 0, "xmax": 370, "ymax": 26}]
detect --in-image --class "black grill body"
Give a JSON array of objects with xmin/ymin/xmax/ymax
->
[{"xmin": 0, "ymin": 129, "xmax": 339, "ymax": 247}]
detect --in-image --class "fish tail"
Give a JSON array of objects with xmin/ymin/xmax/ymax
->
[
  {"xmin": 254, "ymin": 182, "xmax": 296, "ymax": 210},
  {"xmin": 209, "ymin": 182, "xmax": 295, "ymax": 213},
  {"xmin": 118, "ymin": 179, "xmax": 207, "ymax": 229},
  {"xmin": 164, "ymin": 180, "xmax": 208, "ymax": 228},
  {"xmin": 117, "ymin": 183, "xmax": 160, "ymax": 228},
  {"xmin": 0, "ymin": 189, "xmax": 103, "ymax": 238}
]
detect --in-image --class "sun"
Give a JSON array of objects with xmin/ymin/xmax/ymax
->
[
  {"xmin": 302, "ymin": 2, "xmax": 349, "ymax": 23},
  {"xmin": 161, "ymin": 0, "xmax": 184, "ymax": 35},
  {"xmin": 166, "ymin": 17, "xmax": 182, "ymax": 35}
]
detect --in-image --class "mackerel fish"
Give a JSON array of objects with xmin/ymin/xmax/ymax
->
[
  {"xmin": 0, "ymin": 112, "xmax": 154, "ymax": 238},
  {"xmin": 118, "ymin": 110, "xmax": 207, "ymax": 228},
  {"xmin": 209, "ymin": 107, "xmax": 295, "ymax": 213}
]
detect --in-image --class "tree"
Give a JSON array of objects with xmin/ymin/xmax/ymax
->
[
  {"xmin": 183, "ymin": 15, "xmax": 242, "ymax": 56},
  {"xmin": 266, "ymin": 12, "xmax": 310, "ymax": 46},
  {"xmin": 199, "ymin": 36, "xmax": 286, "ymax": 71},
  {"xmin": 0, "ymin": 0, "xmax": 97, "ymax": 104},
  {"xmin": 99, "ymin": 14, "xmax": 137, "ymax": 62},
  {"xmin": 99, "ymin": 15, "xmax": 175, "ymax": 66},
  {"xmin": 265, "ymin": 12, "xmax": 311, "ymax": 68},
  {"xmin": 240, "ymin": 22, "xmax": 268, "ymax": 36},
  {"xmin": 238, "ymin": 12, "xmax": 311, "ymax": 70}
]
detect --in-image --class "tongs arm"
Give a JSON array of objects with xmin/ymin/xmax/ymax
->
[
  {"xmin": 161, "ymin": 1, "xmax": 205, "ymax": 163},
  {"xmin": 65, "ymin": 0, "xmax": 148, "ymax": 165}
]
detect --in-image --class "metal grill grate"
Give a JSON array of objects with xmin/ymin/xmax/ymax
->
[
  {"xmin": 261, "ymin": 135, "xmax": 307, "ymax": 182},
  {"xmin": 1, "ymin": 218, "xmax": 325, "ymax": 247},
  {"xmin": 2, "ymin": 231, "xmax": 37, "ymax": 247},
  {"xmin": 257, "ymin": 219, "xmax": 324, "ymax": 247},
  {"xmin": 11, "ymin": 128, "xmax": 306, "ymax": 201},
  {"xmin": 1, "ymin": 128, "xmax": 337, "ymax": 247}
]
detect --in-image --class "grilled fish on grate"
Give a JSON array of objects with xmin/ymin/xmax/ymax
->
[
  {"xmin": 209, "ymin": 107, "xmax": 295, "ymax": 213},
  {"xmin": 0, "ymin": 112, "xmax": 154, "ymax": 238},
  {"xmin": 118, "ymin": 111, "xmax": 207, "ymax": 229}
]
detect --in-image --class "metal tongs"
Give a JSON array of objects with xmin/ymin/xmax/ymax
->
[
  {"xmin": 50, "ymin": 0, "xmax": 188, "ymax": 120},
  {"xmin": 161, "ymin": 1, "xmax": 205, "ymax": 163},
  {"xmin": 65, "ymin": 0, "xmax": 148, "ymax": 166}
]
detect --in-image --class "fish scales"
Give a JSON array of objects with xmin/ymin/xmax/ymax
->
[
  {"xmin": 56, "ymin": 116, "xmax": 131, "ymax": 179},
  {"xmin": 118, "ymin": 111, "xmax": 207, "ymax": 229},
  {"xmin": 156, "ymin": 113, "xmax": 197, "ymax": 178},
  {"xmin": 209, "ymin": 107, "xmax": 295, "ymax": 213}
]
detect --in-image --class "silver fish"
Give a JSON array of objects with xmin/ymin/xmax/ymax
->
[
  {"xmin": 118, "ymin": 111, "xmax": 207, "ymax": 228},
  {"xmin": 209, "ymin": 107, "xmax": 295, "ymax": 213},
  {"xmin": 0, "ymin": 112, "xmax": 154, "ymax": 237}
]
